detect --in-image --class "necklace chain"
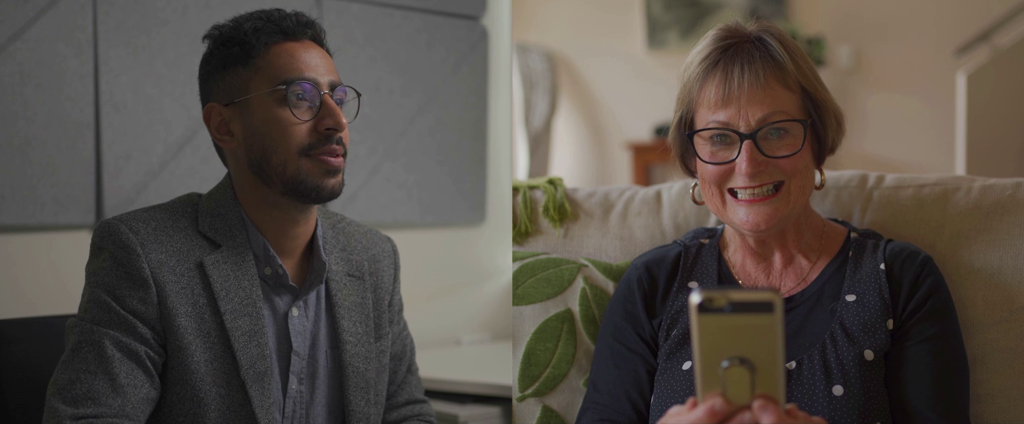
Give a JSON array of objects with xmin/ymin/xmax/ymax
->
[{"xmin": 722, "ymin": 216, "xmax": 827, "ymax": 297}]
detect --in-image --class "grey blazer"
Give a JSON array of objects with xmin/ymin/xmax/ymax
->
[{"xmin": 43, "ymin": 175, "xmax": 435, "ymax": 424}]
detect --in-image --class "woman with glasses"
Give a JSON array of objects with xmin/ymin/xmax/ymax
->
[{"xmin": 576, "ymin": 21, "xmax": 969, "ymax": 424}]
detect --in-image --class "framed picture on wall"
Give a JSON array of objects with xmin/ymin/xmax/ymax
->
[{"xmin": 644, "ymin": 0, "xmax": 787, "ymax": 50}]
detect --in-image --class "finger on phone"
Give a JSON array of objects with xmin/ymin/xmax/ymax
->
[
  {"xmin": 656, "ymin": 404, "xmax": 686, "ymax": 424},
  {"xmin": 683, "ymin": 396, "xmax": 698, "ymax": 411},
  {"xmin": 690, "ymin": 394, "xmax": 732, "ymax": 423},
  {"xmin": 656, "ymin": 396, "xmax": 732, "ymax": 424},
  {"xmin": 784, "ymin": 403, "xmax": 799, "ymax": 415},
  {"xmin": 751, "ymin": 397, "xmax": 784, "ymax": 423},
  {"xmin": 724, "ymin": 407, "xmax": 756, "ymax": 424}
]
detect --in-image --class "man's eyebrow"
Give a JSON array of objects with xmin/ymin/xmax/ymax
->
[{"xmin": 275, "ymin": 76, "xmax": 344, "ymax": 91}]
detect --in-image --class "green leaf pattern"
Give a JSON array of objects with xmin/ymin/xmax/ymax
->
[
  {"xmin": 513, "ymin": 250, "xmax": 546, "ymax": 262},
  {"xmin": 513, "ymin": 258, "xmax": 582, "ymax": 306},
  {"xmin": 516, "ymin": 308, "xmax": 577, "ymax": 402},
  {"xmin": 512, "ymin": 254, "xmax": 627, "ymax": 420},
  {"xmin": 535, "ymin": 404, "xmax": 567, "ymax": 424},
  {"xmin": 578, "ymin": 276, "xmax": 611, "ymax": 346},
  {"xmin": 582, "ymin": 257, "xmax": 632, "ymax": 285}
]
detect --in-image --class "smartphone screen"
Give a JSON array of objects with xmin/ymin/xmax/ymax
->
[{"xmin": 688, "ymin": 288, "xmax": 786, "ymax": 411}]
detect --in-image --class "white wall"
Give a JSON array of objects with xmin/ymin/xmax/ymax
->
[
  {"xmin": 513, "ymin": 0, "xmax": 1024, "ymax": 186},
  {"xmin": 809, "ymin": 0, "xmax": 1022, "ymax": 175},
  {"xmin": 513, "ymin": 0, "xmax": 685, "ymax": 187},
  {"xmin": 386, "ymin": 0, "xmax": 512, "ymax": 348},
  {"xmin": 0, "ymin": 230, "xmax": 92, "ymax": 319},
  {"xmin": 0, "ymin": 0, "xmax": 512, "ymax": 349},
  {"xmin": 964, "ymin": 21, "xmax": 1024, "ymax": 177}
]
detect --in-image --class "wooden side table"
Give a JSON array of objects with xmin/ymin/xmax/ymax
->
[{"xmin": 629, "ymin": 137, "xmax": 683, "ymax": 186}]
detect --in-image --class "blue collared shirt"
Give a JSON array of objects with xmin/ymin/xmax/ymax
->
[{"xmin": 241, "ymin": 211, "xmax": 344, "ymax": 424}]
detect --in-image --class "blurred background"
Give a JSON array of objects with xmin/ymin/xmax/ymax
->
[
  {"xmin": 1, "ymin": 0, "xmax": 512, "ymax": 421},
  {"xmin": 511, "ymin": 0, "xmax": 1024, "ymax": 187}
]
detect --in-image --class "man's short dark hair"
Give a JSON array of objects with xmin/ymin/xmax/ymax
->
[{"xmin": 198, "ymin": 8, "xmax": 332, "ymax": 167}]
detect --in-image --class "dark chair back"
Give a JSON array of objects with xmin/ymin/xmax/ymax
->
[{"xmin": 0, "ymin": 315, "xmax": 74, "ymax": 424}]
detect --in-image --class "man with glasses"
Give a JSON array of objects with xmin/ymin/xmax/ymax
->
[{"xmin": 44, "ymin": 8, "xmax": 434, "ymax": 424}]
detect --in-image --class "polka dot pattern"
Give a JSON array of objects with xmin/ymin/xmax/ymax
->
[
  {"xmin": 648, "ymin": 227, "xmax": 718, "ymax": 423},
  {"xmin": 646, "ymin": 223, "xmax": 894, "ymax": 424}
]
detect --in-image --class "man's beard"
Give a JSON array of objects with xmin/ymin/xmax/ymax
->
[{"xmin": 244, "ymin": 134, "xmax": 346, "ymax": 205}]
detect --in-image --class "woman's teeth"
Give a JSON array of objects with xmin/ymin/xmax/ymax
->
[{"xmin": 733, "ymin": 182, "xmax": 780, "ymax": 200}]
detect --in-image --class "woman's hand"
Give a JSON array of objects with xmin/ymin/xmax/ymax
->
[
  {"xmin": 750, "ymin": 397, "xmax": 827, "ymax": 424},
  {"xmin": 656, "ymin": 395, "xmax": 828, "ymax": 424},
  {"xmin": 656, "ymin": 394, "xmax": 757, "ymax": 424}
]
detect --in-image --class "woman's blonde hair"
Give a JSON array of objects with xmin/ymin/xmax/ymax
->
[{"xmin": 669, "ymin": 20, "xmax": 845, "ymax": 177}]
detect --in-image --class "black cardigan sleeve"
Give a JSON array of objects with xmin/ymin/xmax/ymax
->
[
  {"xmin": 576, "ymin": 243, "xmax": 683, "ymax": 424},
  {"xmin": 884, "ymin": 241, "xmax": 971, "ymax": 423}
]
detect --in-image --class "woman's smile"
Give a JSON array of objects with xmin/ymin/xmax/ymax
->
[{"xmin": 727, "ymin": 181, "xmax": 784, "ymax": 202}]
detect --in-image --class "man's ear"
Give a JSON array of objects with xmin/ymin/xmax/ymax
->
[{"xmin": 203, "ymin": 102, "xmax": 241, "ymax": 151}]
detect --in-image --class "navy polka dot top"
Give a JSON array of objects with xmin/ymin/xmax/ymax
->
[{"xmin": 576, "ymin": 220, "xmax": 971, "ymax": 424}]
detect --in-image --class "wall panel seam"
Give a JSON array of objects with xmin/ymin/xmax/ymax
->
[
  {"xmin": 93, "ymin": 0, "xmax": 103, "ymax": 223},
  {"xmin": 0, "ymin": 0, "xmax": 63, "ymax": 58},
  {"xmin": 328, "ymin": 0, "xmax": 482, "ymax": 21}
]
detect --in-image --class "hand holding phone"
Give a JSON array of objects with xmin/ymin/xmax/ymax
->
[
  {"xmin": 656, "ymin": 395, "xmax": 828, "ymax": 424},
  {"xmin": 655, "ymin": 394, "xmax": 751, "ymax": 424},
  {"xmin": 751, "ymin": 397, "xmax": 828, "ymax": 423},
  {"xmin": 688, "ymin": 288, "xmax": 786, "ymax": 416}
]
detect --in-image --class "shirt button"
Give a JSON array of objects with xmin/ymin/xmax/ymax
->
[
  {"xmin": 263, "ymin": 266, "xmax": 272, "ymax": 275},
  {"xmin": 278, "ymin": 266, "xmax": 285, "ymax": 274},
  {"xmin": 291, "ymin": 307, "xmax": 299, "ymax": 316}
]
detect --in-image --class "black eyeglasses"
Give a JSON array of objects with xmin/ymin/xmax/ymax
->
[
  {"xmin": 223, "ymin": 81, "xmax": 361, "ymax": 123},
  {"xmin": 685, "ymin": 119, "xmax": 811, "ymax": 164}
]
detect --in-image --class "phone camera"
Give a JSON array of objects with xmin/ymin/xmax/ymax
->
[{"xmin": 701, "ymin": 295, "xmax": 730, "ymax": 310}]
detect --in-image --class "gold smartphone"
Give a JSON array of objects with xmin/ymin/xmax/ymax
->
[{"xmin": 688, "ymin": 288, "xmax": 785, "ymax": 412}]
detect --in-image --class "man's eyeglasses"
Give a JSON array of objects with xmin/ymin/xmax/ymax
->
[
  {"xmin": 685, "ymin": 119, "xmax": 811, "ymax": 164},
  {"xmin": 223, "ymin": 81, "xmax": 361, "ymax": 123}
]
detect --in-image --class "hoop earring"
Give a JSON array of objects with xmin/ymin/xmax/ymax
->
[
  {"xmin": 815, "ymin": 168, "xmax": 826, "ymax": 190},
  {"xmin": 690, "ymin": 180, "xmax": 705, "ymax": 205}
]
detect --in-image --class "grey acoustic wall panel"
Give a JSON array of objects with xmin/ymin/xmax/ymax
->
[
  {"xmin": 338, "ymin": 0, "xmax": 486, "ymax": 19},
  {"xmin": 98, "ymin": 0, "xmax": 316, "ymax": 219},
  {"xmin": 322, "ymin": 1, "xmax": 487, "ymax": 226},
  {"xmin": 0, "ymin": 0, "xmax": 96, "ymax": 228}
]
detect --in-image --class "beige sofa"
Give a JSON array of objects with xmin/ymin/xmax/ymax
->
[{"xmin": 512, "ymin": 170, "xmax": 1024, "ymax": 424}]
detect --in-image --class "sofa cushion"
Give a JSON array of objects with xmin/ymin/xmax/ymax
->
[
  {"xmin": 513, "ymin": 170, "xmax": 1024, "ymax": 424},
  {"xmin": 514, "ymin": 181, "xmax": 720, "ymax": 261},
  {"xmin": 512, "ymin": 252, "xmax": 630, "ymax": 424}
]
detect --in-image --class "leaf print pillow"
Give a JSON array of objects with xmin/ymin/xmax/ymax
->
[{"xmin": 512, "ymin": 251, "xmax": 631, "ymax": 424}]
